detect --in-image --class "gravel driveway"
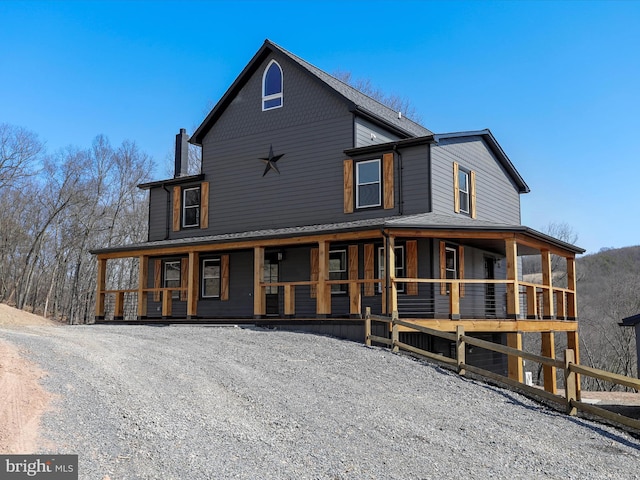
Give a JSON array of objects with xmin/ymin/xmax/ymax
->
[{"xmin": 2, "ymin": 324, "xmax": 640, "ymax": 479}]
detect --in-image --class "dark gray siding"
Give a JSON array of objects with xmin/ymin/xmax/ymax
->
[
  {"xmin": 396, "ymin": 144, "xmax": 431, "ymax": 215},
  {"xmin": 190, "ymin": 52, "xmax": 408, "ymax": 237},
  {"xmin": 355, "ymin": 117, "xmax": 401, "ymax": 147},
  {"xmin": 431, "ymin": 137, "xmax": 521, "ymax": 224},
  {"xmin": 148, "ymin": 187, "xmax": 169, "ymax": 242},
  {"xmin": 197, "ymin": 250, "xmax": 254, "ymax": 318}
]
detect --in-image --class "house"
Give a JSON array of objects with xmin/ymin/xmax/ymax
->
[
  {"xmin": 91, "ymin": 40, "xmax": 584, "ymax": 381},
  {"xmin": 620, "ymin": 314, "xmax": 640, "ymax": 379}
]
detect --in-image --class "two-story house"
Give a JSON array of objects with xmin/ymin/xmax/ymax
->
[{"xmin": 92, "ymin": 40, "xmax": 584, "ymax": 379}]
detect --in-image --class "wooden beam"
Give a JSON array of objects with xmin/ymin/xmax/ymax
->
[
  {"xmin": 505, "ymin": 238, "xmax": 520, "ymax": 317},
  {"xmin": 162, "ymin": 289, "xmax": 172, "ymax": 317},
  {"xmin": 137, "ymin": 255, "xmax": 148, "ymax": 318},
  {"xmin": 317, "ymin": 240, "xmax": 330, "ymax": 315},
  {"xmin": 348, "ymin": 245, "xmax": 360, "ymax": 315},
  {"xmin": 284, "ymin": 285, "xmax": 295, "ymax": 316},
  {"xmin": 95, "ymin": 257, "xmax": 107, "ymax": 318},
  {"xmin": 566, "ymin": 256, "xmax": 578, "ymax": 317},
  {"xmin": 95, "ymin": 229, "xmax": 386, "ymax": 259},
  {"xmin": 567, "ymin": 330, "xmax": 581, "ymax": 400},
  {"xmin": 541, "ymin": 249, "xmax": 554, "ymax": 318},
  {"xmin": 253, "ymin": 246, "xmax": 265, "ymax": 316},
  {"xmin": 394, "ymin": 319, "xmax": 578, "ymax": 333},
  {"xmin": 387, "ymin": 234, "xmax": 397, "ymax": 314},
  {"xmin": 114, "ymin": 291, "xmax": 124, "ymax": 319},
  {"xmin": 507, "ymin": 332, "xmax": 524, "ymax": 383},
  {"xmin": 449, "ymin": 283, "xmax": 460, "ymax": 319},
  {"xmin": 526, "ymin": 285, "xmax": 538, "ymax": 318},
  {"xmin": 187, "ymin": 251, "xmax": 199, "ymax": 317},
  {"xmin": 541, "ymin": 332, "xmax": 557, "ymax": 394}
]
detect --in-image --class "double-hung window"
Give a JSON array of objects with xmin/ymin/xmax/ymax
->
[
  {"xmin": 262, "ymin": 60, "xmax": 283, "ymax": 110},
  {"xmin": 329, "ymin": 249, "xmax": 347, "ymax": 294},
  {"xmin": 164, "ymin": 260, "xmax": 181, "ymax": 299},
  {"xmin": 378, "ymin": 246, "xmax": 405, "ymax": 293},
  {"xmin": 182, "ymin": 186, "xmax": 201, "ymax": 228},
  {"xmin": 453, "ymin": 162, "xmax": 476, "ymax": 218},
  {"xmin": 445, "ymin": 247, "xmax": 457, "ymax": 280},
  {"xmin": 202, "ymin": 258, "xmax": 221, "ymax": 298},
  {"xmin": 458, "ymin": 169, "xmax": 470, "ymax": 214},
  {"xmin": 356, "ymin": 159, "xmax": 381, "ymax": 208}
]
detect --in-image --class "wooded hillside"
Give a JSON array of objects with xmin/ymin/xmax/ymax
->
[
  {"xmin": 0, "ymin": 123, "xmax": 152, "ymax": 324},
  {"xmin": 577, "ymin": 245, "xmax": 640, "ymax": 385}
]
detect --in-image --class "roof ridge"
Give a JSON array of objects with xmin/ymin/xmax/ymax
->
[{"xmin": 266, "ymin": 40, "xmax": 432, "ymax": 136}]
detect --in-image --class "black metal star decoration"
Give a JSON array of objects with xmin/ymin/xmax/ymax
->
[{"xmin": 259, "ymin": 145, "xmax": 285, "ymax": 176}]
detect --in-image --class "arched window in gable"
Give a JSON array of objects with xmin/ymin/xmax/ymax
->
[{"xmin": 262, "ymin": 60, "xmax": 283, "ymax": 111}]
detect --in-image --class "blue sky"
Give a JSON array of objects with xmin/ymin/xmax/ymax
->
[{"xmin": 1, "ymin": 0, "xmax": 639, "ymax": 255}]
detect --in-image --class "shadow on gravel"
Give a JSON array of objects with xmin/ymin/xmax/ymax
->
[{"xmin": 476, "ymin": 382, "xmax": 640, "ymax": 450}]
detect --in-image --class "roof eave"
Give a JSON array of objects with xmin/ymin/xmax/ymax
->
[{"xmin": 434, "ymin": 129, "xmax": 530, "ymax": 194}]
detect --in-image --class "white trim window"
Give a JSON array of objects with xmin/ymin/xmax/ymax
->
[
  {"xmin": 329, "ymin": 249, "xmax": 347, "ymax": 294},
  {"xmin": 182, "ymin": 186, "xmax": 201, "ymax": 228},
  {"xmin": 202, "ymin": 258, "xmax": 221, "ymax": 298},
  {"xmin": 378, "ymin": 246, "xmax": 405, "ymax": 293},
  {"xmin": 164, "ymin": 260, "xmax": 181, "ymax": 299},
  {"xmin": 262, "ymin": 60, "xmax": 283, "ymax": 111},
  {"xmin": 458, "ymin": 169, "xmax": 470, "ymax": 214},
  {"xmin": 445, "ymin": 247, "xmax": 457, "ymax": 279},
  {"xmin": 356, "ymin": 159, "xmax": 381, "ymax": 208}
]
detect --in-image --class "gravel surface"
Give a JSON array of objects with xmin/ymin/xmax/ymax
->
[{"xmin": 2, "ymin": 324, "xmax": 640, "ymax": 479}]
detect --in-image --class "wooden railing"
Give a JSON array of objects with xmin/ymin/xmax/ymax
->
[
  {"xmin": 100, "ymin": 277, "xmax": 578, "ymax": 321},
  {"xmin": 364, "ymin": 309, "xmax": 640, "ymax": 432}
]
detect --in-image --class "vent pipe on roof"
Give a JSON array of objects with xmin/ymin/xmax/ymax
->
[
  {"xmin": 398, "ymin": 111, "xmax": 402, "ymax": 119},
  {"xmin": 174, "ymin": 128, "xmax": 190, "ymax": 178}
]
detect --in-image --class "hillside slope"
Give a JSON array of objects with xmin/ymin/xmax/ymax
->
[{"xmin": 1, "ymin": 323, "xmax": 639, "ymax": 479}]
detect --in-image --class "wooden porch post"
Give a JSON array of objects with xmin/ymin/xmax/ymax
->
[
  {"xmin": 348, "ymin": 245, "xmax": 361, "ymax": 315},
  {"xmin": 541, "ymin": 249, "xmax": 555, "ymax": 318},
  {"xmin": 387, "ymin": 234, "xmax": 398, "ymax": 315},
  {"xmin": 317, "ymin": 240, "xmax": 330, "ymax": 315},
  {"xmin": 567, "ymin": 330, "xmax": 581, "ymax": 400},
  {"xmin": 253, "ymin": 246, "xmax": 265, "ymax": 317},
  {"xmin": 505, "ymin": 238, "xmax": 520, "ymax": 318},
  {"xmin": 187, "ymin": 251, "xmax": 199, "ymax": 318},
  {"xmin": 541, "ymin": 331, "xmax": 558, "ymax": 394},
  {"xmin": 137, "ymin": 255, "xmax": 148, "ymax": 320},
  {"xmin": 507, "ymin": 332, "xmax": 524, "ymax": 383},
  {"xmin": 566, "ymin": 256, "xmax": 578, "ymax": 318},
  {"xmin": 505, "ymin": 238, "xmax": 523, "ymax": 382},
  {"xmin": 95, "ymin": 256, "xmax": 107, "ymax": 320}
]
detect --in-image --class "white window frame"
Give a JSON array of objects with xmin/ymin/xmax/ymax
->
[
  {"xmin": 458, "ymin": 169, "xmax": 470, "ymax": 214},
  {"xmin": 164, "ymin": 260, "xmax": 181, "ymax": 300},
  {"xmin": 378, "ymin": 245, "xmax": 405, "ymax": 294},
  {"xmin": 262, "ymin": 60, "xmax": 283, "ymax": 111},
  {"xmin": 445, "ymin": 247, "xmax": 457, "ymax": 279},
  {"xmin": 356, "ymin": 159, "xmax": 381, "ymax": 209},
  {"xmin": 202, "ymin": 258, "xmax": 221, "ymax": 298},
  {"xmin": 182, "ymin": 186, "xmax": 201, "ymax": 228},
  {"xmin": 329, "ymin": 249, "xmax": 347, "ymax": 294}
]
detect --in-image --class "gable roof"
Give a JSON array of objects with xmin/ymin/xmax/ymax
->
[
  {"xmin": 434, "ymin": 129, "xmax": 530, "ymax": 194},
  {"xmin": 191, "ymin": 39, "xmax": 433, "ymax": 145}
]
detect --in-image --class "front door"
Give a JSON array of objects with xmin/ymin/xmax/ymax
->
[
  {"xmin": 484, "ymin": 257, "xmax": 496, "ymax": 318},
  {"xmin": 264, "ymin": 258, "xmax": 279, "ymax": 316}
]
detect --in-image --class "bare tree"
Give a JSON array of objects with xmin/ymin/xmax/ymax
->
[
  {"xmin": 0, "ymin": 123, "xmax": 43, "ymax": 191},
  {"xmin": 333, "ymin": 70, "xmax": 422, "ymax": 123}
]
